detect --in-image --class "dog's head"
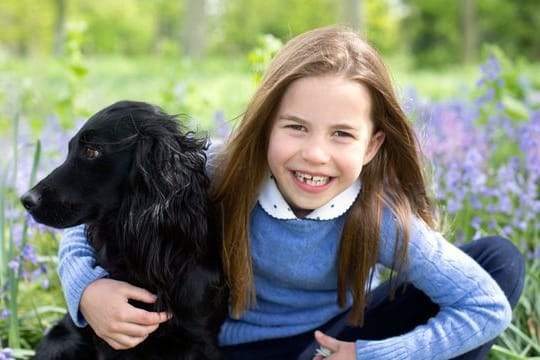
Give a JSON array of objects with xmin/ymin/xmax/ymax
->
[{"xmin": 20, "ymin": 100, "xmax": 209, "ymax": 232}]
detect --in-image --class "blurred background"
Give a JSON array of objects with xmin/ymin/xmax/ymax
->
[
  {"xmin": 0, "ymin": 0, "xmax": 539, "ymax": 130},
  {"xmin": 1, "ymin": 1, "xmax": 539, "ymax": 358}
]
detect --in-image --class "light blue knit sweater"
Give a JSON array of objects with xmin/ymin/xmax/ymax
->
[{"xmin": 58, "ymin": 198, "xmax": 511, "ymax": 359}]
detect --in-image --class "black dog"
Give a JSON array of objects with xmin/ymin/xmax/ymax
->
[{"xmin": 21, "ymin": 101, "xmax": 228, "ymax": 359}]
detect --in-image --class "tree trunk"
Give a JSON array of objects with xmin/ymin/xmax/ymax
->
[
  {"xmin": 341, "ymin": 0, "xmax": 365, "ymax": 35},
  {"xmin": 53, "ymin": 0, "xmax": 67, "ymax": 57},
  {"xmin": 462, "ymin": 0, "xmax": 477, "ymax": 64},
  {"xmin": 181, "ymin": 0, "xmax": 207, "ymax": 58}
]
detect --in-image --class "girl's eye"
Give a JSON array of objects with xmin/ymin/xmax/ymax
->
[
  {"xmin": 84, "ymin": 147, "xmax": 101, "ymax": 160},
  {"xmin": 286, "ymin": 124, "xmax": 306, "ymax": 132},
  {"xmin": 334, "ymin": 130, "xmax": 353, "ymax": 138}
]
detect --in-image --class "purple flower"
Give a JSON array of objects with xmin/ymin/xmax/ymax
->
[
  {"xmin": 0, "ymin": 309, "xmax": 11, "ymax": 319},
  {"xmin": 21, "ymin": 244, "xmax": 39, "ymax": 264},
  {"xmin": 0, "ymin": 347, "xmax": 15, "ymax": 360},
  {"xmin": 42, "ymin": 278, "xmax": 50, "ymax": 289},
  {"xmin": 519, "ymin": 110, "xmax": 540, "ymax": 178},
  {"xmin": 446, "ymin": 197, "xmax": 462, "ymax": 214},
  {"xmin": 501, "ymin": 225, "xmax": 513, "ymax": 236},
  {"xmin": 7, "ymin": 260, "xmax": 19, "ymax": 271},
  {"xmin": 479, "ymin": 54, "xmax": 502, "ymax": 82},
  {"xmin": 476, "ymin": 87, "xmax": 495, "ymax": 105},
  {"xmin": 471, "ymin": 216, "xmax": 482, "ymax": 229},
  {"xmin": 469, "ymin": 195, "xmax": 482, "ymax": 209}
]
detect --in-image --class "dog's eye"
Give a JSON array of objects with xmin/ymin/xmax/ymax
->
[{"xmin": 84, "ymin": 147, "xmax": 101, "ymax": 160}]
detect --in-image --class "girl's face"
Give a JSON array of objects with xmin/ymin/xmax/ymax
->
[{"xmin": 267, "ymin": 75, "xmax": 385, "ymax": 217}]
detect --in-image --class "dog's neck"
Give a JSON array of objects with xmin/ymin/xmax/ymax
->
[{"xmin": 86, "ymin": 216, "xmax": 200, "ymax": 312}]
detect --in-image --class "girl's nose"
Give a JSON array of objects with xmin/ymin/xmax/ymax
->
[{"xmin": 301, "ymin": 138, "xmax": 330, "ymax": 164}]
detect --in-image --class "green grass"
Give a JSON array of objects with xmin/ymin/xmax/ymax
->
[{"xmin": 0, "ymin": 55, "xmax": 256, "ymax": 136}]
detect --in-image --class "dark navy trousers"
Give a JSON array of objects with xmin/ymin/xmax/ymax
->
[{"xmin": 222, "ymin": 236, "xmax": 526, "ymax": 360}]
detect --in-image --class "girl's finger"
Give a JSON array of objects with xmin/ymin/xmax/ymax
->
[
  {"xmin": 125, "ymin": 306, "xmax": 169, "ymax": 326},
  {"xmin": 110, "ymin": 321, "xmax": 158, "ymax": 338},
  {"xmin": 121, "ymin": 283, "xmax": 158, "ymax": 304},
  {"xmin": 314, "ymin": 330, "xmax": 339, "ymax": 353}
]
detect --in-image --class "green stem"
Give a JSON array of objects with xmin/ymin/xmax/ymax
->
[
  {"xmin": 491, "ymin": 345, "xmax": 540, "ymax": 359},
  {"xmin": 18, "ymin": 140, "xmax": 41, "ymax": 270},
  {"xmin": 0, "ymin": 162, "xmax": 8, "ymax": 286},
  {"xmin": 7, "ymin": 110, "xmax": 21, "ymax": 348},
  {"xmin": 8, "ymin": 264, "xmax": 20, "ymax": 348},
  {"xmin": 7, "ymin": 140, "xmax": 41, "ymax": 348}
]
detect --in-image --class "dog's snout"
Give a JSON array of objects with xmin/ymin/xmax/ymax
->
[{"xmin": 20, "ymin": 190, "xmax": 42, "ymax": 211}]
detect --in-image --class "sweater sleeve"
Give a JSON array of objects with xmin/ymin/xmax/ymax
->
[
  {"xmin": 58, "ymin": 225, "xmax": 109, "ymax": 327},
  {"xmin": 355, "ymin": 209, "xmax": 512, "ymax": 360}
]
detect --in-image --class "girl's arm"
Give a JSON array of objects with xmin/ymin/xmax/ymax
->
[
  {"xmin": 58, "ymin": 226, "xmax": 168, "ymax": 349},
  {"xmin": 58, "ymin": 225, "xmax": 109, "ymax": 326},
  {"xmin": 353, "ymin": 209, "xmax": 512, "ymax": 360}
]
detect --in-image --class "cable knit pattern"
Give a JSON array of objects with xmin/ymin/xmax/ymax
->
[
  {"xmin": 353, "ymin": 208, "xmax": 512, "ymax": 359},
  {"xmin": 58, "ymin": 225, "xmax": 108, "ymax": 326},
  {"xmin": 58, "ymin": 205, "xmax": 511, "ymax": 359},
  {"xmin": 216, "ymin": 205, "xmax": 511, "ymax": 359}
]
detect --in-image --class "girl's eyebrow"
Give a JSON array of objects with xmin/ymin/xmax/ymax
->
[
  {"xmin": 331, "ymin": 123, "xmax": 359, "ymax": 131},
  {"xmin": 279, "ymin": 114, "xmax": 360, "ymax": 131},
  {"xmin": 278, "ymin": 114, "xmax": 306, "ymax": 122}
]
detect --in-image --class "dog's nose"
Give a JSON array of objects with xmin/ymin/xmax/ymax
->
[{"xmin": 20, "ymin": 190, "xmax": 42, "ymax": 211}]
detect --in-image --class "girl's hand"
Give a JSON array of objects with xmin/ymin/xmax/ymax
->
[
  {"xmin": 312, "ymin": 330, "xmax": 356, "ymax": 360},
  {"xmin": 80, "ymin": 278, "xmax": 169, "ymax": 349}
]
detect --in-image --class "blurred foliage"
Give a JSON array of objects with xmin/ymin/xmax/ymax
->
[
  {"xmin": 0, "ymin": 42, "xmax": 538, "ymax": 358},
  {"xmin": 402, "ymin": 0, "xmax": 540, "ymax": 67},
  {"xmin": 215, "ymin": 0, "xmax": 338, "ymax": 53},
  {"xmin": 55, "ymin": 21, "xmax": 90, "ymax": 127},
  {"xmin": 473, "ymin": 45, "xmax": 531, "ymax": 124},
  {"xmin": 247, "ymin": 34, "xmax": 283, "ymax": 84},
  {"xmin": 0, "ymin": 4, "xmax": 539, "ymax": 356},
  {"xmin": 1, "ymin": 0, "xmax": 537, "ymax": 67},
  {"xmin": 364, "ymin": 0, "xmax": 402, "ymax": 54}
]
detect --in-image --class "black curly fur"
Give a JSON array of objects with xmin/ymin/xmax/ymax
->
[{"xmin": 21, "ymin": 101, "xmax": 228, "ymax": 360}]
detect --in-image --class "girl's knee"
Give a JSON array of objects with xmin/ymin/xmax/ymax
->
[
  {"xmin": 466, "ymin": 236, "xmax": 525, "ymax": 307},
  {"xmin": 470, "ymin": 236, "xmax": 520, "ymax": 261}
]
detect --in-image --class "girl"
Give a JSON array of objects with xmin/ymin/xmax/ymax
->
[{"xmin": 58, "ymin": 26, "xmax": 524, "ymax": 359}]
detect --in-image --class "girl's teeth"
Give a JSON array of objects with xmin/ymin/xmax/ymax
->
[{"xmin": 294, "ymin": 171, "xmax": 329, "ymax": 186}]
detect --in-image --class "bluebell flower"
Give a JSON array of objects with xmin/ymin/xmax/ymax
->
[
  {"xmin": 479, "ymin": 54, "xmax": 502, "ymax": 82},
  {"xmin": 21, "ymin": 244, "xmax": 39, "ymax": 264},
  {"xmin": 0, "ymin": 347, "xmax": 15, "ymax": 360},
  {"xmin": 0, "ymin": 309, "xmax": 11, "ymax": 319},
  {"xmin": 471, "ymin": 216, "xmax": 482, "ymax": 229},
  {"xmin": 7, "ymin": 260, "xmax": 19, "ymax": 271}
]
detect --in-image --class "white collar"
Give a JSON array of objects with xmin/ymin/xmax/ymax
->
[{"xmin": 257, "ymin": 174, "xmax": 361, "ymax": 220}]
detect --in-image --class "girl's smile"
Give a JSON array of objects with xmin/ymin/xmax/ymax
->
[
  {"xmin": 291, "ymin": 170, "xmax": 333, "ymax": 193},
  {"xmin": 267, "ymin": 75, "xmax": 385, "ymax": 217}
]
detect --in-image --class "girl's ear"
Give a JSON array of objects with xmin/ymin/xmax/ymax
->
[{"xmin": 363, "ymin": 130, "xmax": 385, "ymax": 165}]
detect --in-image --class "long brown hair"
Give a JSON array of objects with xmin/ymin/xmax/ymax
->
[{"xmin": 211, "ymin": 26, "xmax": 436, "ymax": 325}]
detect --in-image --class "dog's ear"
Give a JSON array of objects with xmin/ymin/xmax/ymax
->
[{"xmin": 121, "ymin": 130, "xmax": 210, "ymax": 288}]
